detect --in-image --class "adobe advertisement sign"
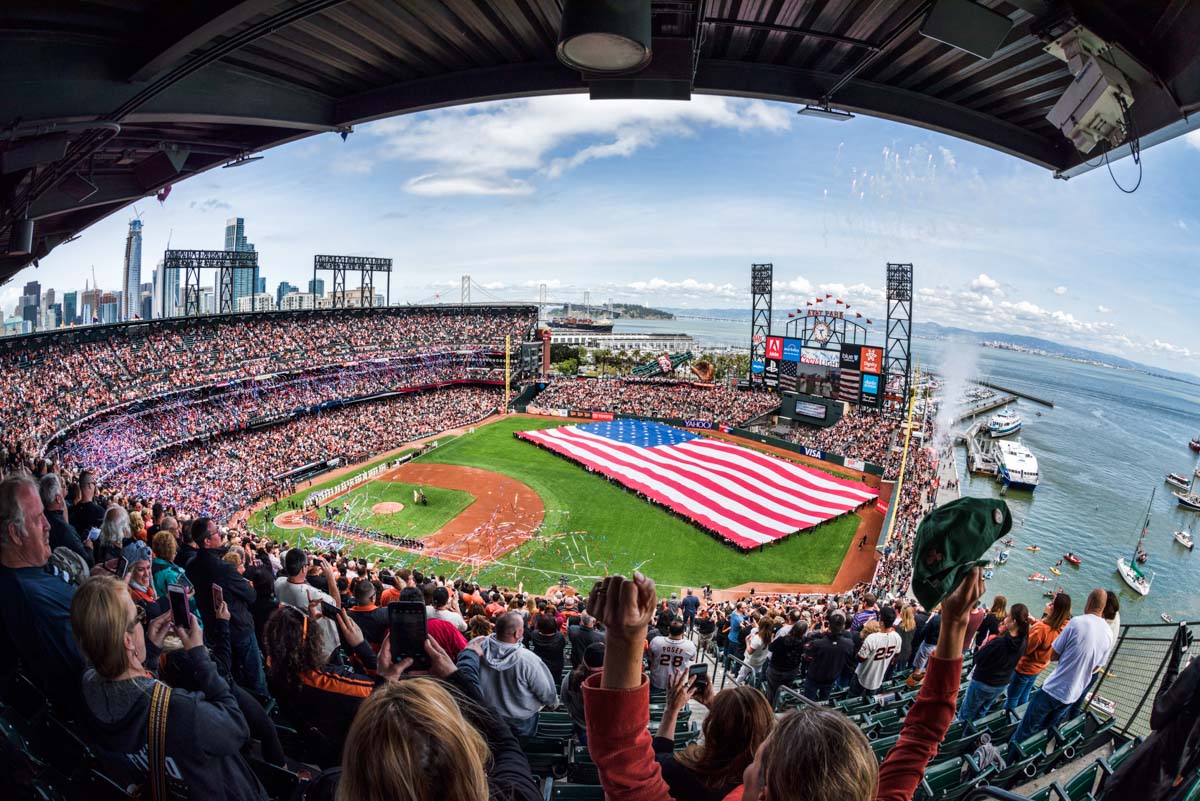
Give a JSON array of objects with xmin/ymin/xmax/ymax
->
[
  {"xmin": 861, "ymin": 347, "xmax": 883, "ymax": 375},
  {"xmin": 765, "ymin": 336, "xmax": 784, "ymax": 361}
]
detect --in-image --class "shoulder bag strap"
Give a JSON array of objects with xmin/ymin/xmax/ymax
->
[{"xmin": 148, "ymin": 681, "xmax": 172, "ymax": 801}]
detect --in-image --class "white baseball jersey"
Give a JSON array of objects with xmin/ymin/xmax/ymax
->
[
  {"xmin": 856, "ymin": 630, "xmax": 903, "ymax": 691},
  {"xmin": 649, "ymin": 636, "xmax": 698, "ymax": 689}
]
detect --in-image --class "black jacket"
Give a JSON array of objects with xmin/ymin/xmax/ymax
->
[
  {"xmin": 567, "ymin": 622, "xmax": 604, "ymax": 669},
  {"xmin": 46, "ymin": 508, "xmax": 92, "ymax": 566},
  {"xmin": 531, "ymin": 630, "xmax": 567, "ymax": 682},
  {"xmin": 805, "ymin": 632, "xmax": 855, "ymax": 684},
  {"xmin": 970, "ymin": 632, "xmax": 1027, "ymax": 687},
  {"xmin": 1104, "ymin": 637, "xmax": 1200, "ymax": 801},
  {"xmin": 67, "ymin": 500, "xmax": 104, "ymax": 536},
  {"xmin": 185, "ymin": 548, "xmax": 257, "ymax": 637}
]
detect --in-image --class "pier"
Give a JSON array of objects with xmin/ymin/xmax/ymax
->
[
  {"xmin": 977, "ymin": 380, "xmax": 1055, "ymax": 407},
  {"xmin": 955, "ymin": 394, "xmax": 1017, "ymax": 424},
  {"xmin": 956, "ymin": 421, "xmax": 999, "ymax": 476}
]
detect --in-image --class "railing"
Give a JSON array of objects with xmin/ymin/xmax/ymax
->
[
  {"xmin": 1085, "ymin": 620, "xmax": 1197, "ymax": 739},
  {"xmin": 774, "ymin": 684, "xmax": 821, "ymax": 712},
  {"xmin": 963, "ymin": 788, "xmax": 1038, "ymax": 801}
]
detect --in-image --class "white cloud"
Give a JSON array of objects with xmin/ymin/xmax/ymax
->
[
  {"xmin": 1097, "ymin": 304, "xmax": 1112, "ymax": 313},
  {"xmin": 1186, "ymin": 129, "xmax": 1200, "ymax": 152},
  {"xmin": 361, "ymin": 95, "xmax": 792, "ymax": 195},
  {"xmin": 1150, "ymin": 339, "xmax": 1193, "ymax": 357},
  {"xmin": 969, "ymin": 273, "xmax": 1003, "ymax": 295},
  {"xmin": 625, "ymin": 277, "xmax": 740, "ymax": 299},
  {"xmin": 1053, "ymin": 285, "xmax": 1067, "ymax": 295},
  {"xmin": 1177, "ymin": 219, "xmax": 1189, "ymax": 231}
]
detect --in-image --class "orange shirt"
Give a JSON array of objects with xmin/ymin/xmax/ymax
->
[
  {"xmin": 379, "ymin": 587, "xmax": 402, "ymax": 607},
  {"xmin": 1015, "ymin": 618, "xmax": 1069, "ymax": 676}
]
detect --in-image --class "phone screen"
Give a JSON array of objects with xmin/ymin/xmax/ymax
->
[
  {"xmin": 688, "ymin": 662, "xmax": 709, "ymax": 692},
  {"xmin": 388, "ymin": 601, "xmax": 429, "ymax": 668},
  {"xmin": 115, "ymin": 556, "xmax": 129, "ymax": 579},
  {"xmin": 211, "ymin": 584, "xmax": 224, "ymax": 608},
  {"xmin": 320, "ymin": 600, "xmax": 340, "ymax": 619},
  {"xmin": 167, "ymin": 584, "xmax": 190, "ymax": 630}
]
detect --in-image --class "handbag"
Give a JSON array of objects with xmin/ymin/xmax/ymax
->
[{"xmin": 147, "ymin": 681, "xmax": 172, "ymax": 801}]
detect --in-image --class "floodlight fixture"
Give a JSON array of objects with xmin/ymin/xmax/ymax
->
[
  {"xmin": 797, "ymin": 103, "xmax": 855, "ymax": 121},
  {"xmin": 557, "ymin": 0, "xmax": 652, "ymax": 75}
]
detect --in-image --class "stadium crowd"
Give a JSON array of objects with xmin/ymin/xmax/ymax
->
[
  {"xmin": 52, "ymin": 354, "xmax": 503, "ymax": 477},
  {"xmin": 2, "ymin": 459, "xmax": 1190, "ymax": 801},
  {"xmin": 0, "ymin": 305, "xmax": 533, "ymax": 456},
  {"xmin": 772, "ymin": 408, "xmax": 900, "ymax": 466},
  {"xmin": 531, "ymin": 377, "xmax": 779, "ymax": 425},
  {"xmin": 97, "ymin": 385, "xmax": 503, "ymax": 521}
]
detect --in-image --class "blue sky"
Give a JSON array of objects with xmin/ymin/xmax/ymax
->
[{"xmin": 8, "ymin": 94, "xmax": 1199, "ymax": 370}]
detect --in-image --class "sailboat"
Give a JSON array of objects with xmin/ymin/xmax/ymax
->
[
  {"xmin": 1175, "ymin": 470, "xmax": 1200, "ymax": 512},
  {"xmin": 1116, "ymin": 489, "xmax": 1155, "ymax": 596}
]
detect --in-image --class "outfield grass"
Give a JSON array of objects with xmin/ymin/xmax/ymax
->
[
  {"xmin": 245, "ymin": 419, "xmax": 862, "ymax": 590},
  {"xmin": 336, "ymin": 480, "xmax": 474, "ymax": 538},
  {"xmin": 422, "ymin": 417, "xmax": 860, "ymax": 589}
]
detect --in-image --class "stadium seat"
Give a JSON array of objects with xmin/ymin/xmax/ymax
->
[
  {"xmin": 871, "ymin": 732, "xmax": 901, "ymax": 762},
  {"xmin": 536, "ymin": 712, "xmax": 576, "ymax": 740},
  {"xmin": 519, "ymin": 736, "xmax": 569, "ymax": 779},
  {"xmin": 1067, "ymin": 713, "xmax": 1115, "ymax": 757},
  {"xmin": 970, "ymin": 752, "xmax": 1039, "ymax": 789},
  {"xmin": 1103, "ymin": 737, "xmax": 1142, "ymax": 772},
  {"xmin": 914, "ymin": 756, "xmax": 994, "ymax": 801},
  {"xmin": 1049, "ymin": 757, "xmax": 1111, "ymax": 801},
  {"xmin": 566, "ymin": 745, "xmax": 601, "ymax": 786}
]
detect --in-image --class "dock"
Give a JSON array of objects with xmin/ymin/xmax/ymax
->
[
  {"xmin": 956, "ymin": 421, "xmax": 999, "ymax": 476},
  {"xmin": 956, "ymin": 394, "xmax": 1017, "ymax": 424},
  {"xmin": 978, "ymin": 380, "xmax": 1055, "ymax": 407}
]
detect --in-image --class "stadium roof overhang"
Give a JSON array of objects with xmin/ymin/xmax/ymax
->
[{"xmin": 2, "ymin": 0, "xmax": 1198, "ymax": 284}]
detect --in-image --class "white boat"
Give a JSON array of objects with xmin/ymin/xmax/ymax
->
[
  {"xmin": 1166, "ymin": 472, "xmax": 1191, "ymax": 490},
  {"xmin": 988, "ymin": 410, "xmax": 1022, "ymax": 438},
  {"xmin": 996, "ymin": 440, "xmax": 1039, "ymax": 490},
  {"xmin": 1117, "ymin": 490, "xmax": 1156, "ymax": 596},
  {"xmin": 1175, "ymin": 530, "xmax": 1194, "ymax": 550}
]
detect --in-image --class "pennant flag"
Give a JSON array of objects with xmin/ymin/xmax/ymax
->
[
  {"xmin": 825, "ymin": 293, "xmax": 832, "ymax": 298},
  {"xmin": 806, "ymin": 301, "xmax": 812, "ymax": 306},
  {"xmin": 836, "ymin": 299, "xmax": 844, "ymax": 305},
  {"xmin": 866, "ymin": 319, "xmax": 873, "ymax": 324},
  {"xmin": 856, "ymin": 312, "xmax": 863, "ymax": 318},
  {"xmin": 815, "ymin": 298, "xmax": 823, "ymax": 303},
  {"xmin": 518, "ymin": 420, "xmax": 876, "ymax": 550}
]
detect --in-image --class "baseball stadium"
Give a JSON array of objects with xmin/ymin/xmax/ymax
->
[{"xmin": 2, "ymin": 4, "xmax": 1198, "ymax": 801}]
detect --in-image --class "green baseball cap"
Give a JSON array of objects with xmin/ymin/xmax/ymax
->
[{"xmin": 910, "ymin": 497, "xmax": 1011, "ymax": 611}]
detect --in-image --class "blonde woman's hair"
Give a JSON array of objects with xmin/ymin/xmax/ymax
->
[
  {"xmin": 989, "ymin": 595, "xmax": 1008, "ymax": 619},
  {"xmin": 129, "ymin": 512, "xmax": 145, "ymax": 538},
  {"xmin": 151, "ymin": 530, "xmax": 177, "ymax": 561},
  {"xmin": 336, "ymin": 678, "xmax": 489, "ymax": 801},
  {"xmin": 223, "ymin": 550, "xmax": 244, "ymax": 568},
  {"xmin": 70, "ymin": 575, "xmax": 134, "ymax": 680},
  {"xmin": 899, "ymin": 606, "xmax": 916, "ymax": 632},
  {"xmin": 861, "ymin": 619, "xmax": 881, "ymax": 637}
]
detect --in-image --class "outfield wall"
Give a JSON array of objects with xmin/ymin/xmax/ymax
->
[{"xmin": 518, "ymin": 404, "xmax": 884, "ymax": 477}]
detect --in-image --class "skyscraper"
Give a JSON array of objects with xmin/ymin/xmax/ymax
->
[
  {"xmin": 308, "ymin": 278, "xmax": 325, "ymax": 298},
  {"xmin": 256, "ymin": 275, "xmax": 266, "ymax": 294},
  {"xmin": 122, "ymin": 219, "xmax": 143, "ymax": 320},
  {"xmin": 276, "ymin": 281, "xmax": 298, "ymax": 308},
  {"xmin": 63, "ymin": 291, "xmax": 77, "ymax": 326},
  {"xmin": 22, "ymin": 280, "xmax": 41, "ymax": 307},
  {"xmin": 222, "ymin": 217, "xmax": 257, "ymax": 309}
]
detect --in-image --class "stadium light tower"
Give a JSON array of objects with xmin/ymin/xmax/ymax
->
[
  {"xmin": 885, "ymin": 263, "xmax": 914, "ymax": 417},
  {"xmin": 750, "ymin": 263, "xmax": 773, "ymax": 388}
]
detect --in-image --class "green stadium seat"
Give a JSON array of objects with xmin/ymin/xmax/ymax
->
[
  {"xmin": 520, "ymin": 735, "xmax": 569, "ymax": 778},
  {"xmin": 1103, "ymin": 737, "xmax": 1142, "ymax": 772},
  {"xmin": 1181, "ymin": 775, "xmax": 1200, "ymax": 801},
  {"xmin": 1027, "ymin": 784, "xmax": 1059, "ymax": 801},
  {"xmin": 872, "ymin": 733, "xmax": 901, "ymax": 762},
  {"xmin": 1051, "ymin": 758, "xmax": 1111, "ymax": 801},
  {"xmin": 1071, "ymin": 713, "xmax": 1115, "ymax": 756},
  {"xmin": 913, "ymin": 756, "xmax": 994, "ymax": 801},
  {"xmin": 536, "ymin": 712, "xmax": 576, "ymax": 740},
  {"xmin": 970, "ymin": 752, "xmax": 1039, "ymax": 790},
  {"xmin": 566, "ymin": 745, "xmax": 600, "ymax": 785}
]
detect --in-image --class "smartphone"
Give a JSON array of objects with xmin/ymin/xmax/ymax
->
[
  {"xmin": 320, "ymin": 600, "xmax": 340, "ymax": 619},
  {"xmin": 688, "ymin": 662, "xmax": 709, "ymax": 693},
  {"xmin": 211, "ymin": 584, "xmax": 224, "ymax": 609},
  {"xmin": 388, "ymin": 601, "xmax": 430, "ymax": 668},
  {"xmin": 114, "ymin": 555, "xmax": 129, "ymax": 580},
  {"xmin": 167, "ymin": 583, "xmax": 190, "ymax": 630}
]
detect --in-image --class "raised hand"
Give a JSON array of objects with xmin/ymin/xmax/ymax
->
[{"xmin": 587, "ymin": 572, "xmax": 657, "ymax": 644}]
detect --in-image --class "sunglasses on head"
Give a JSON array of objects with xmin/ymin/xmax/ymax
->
[{"xmin": 128, "ymin": 605, "xmax": 147, "ymax": 632}]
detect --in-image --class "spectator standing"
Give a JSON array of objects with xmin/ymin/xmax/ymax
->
[
  {"xmin": 346, "ymin": 580, "xmax": 389, "ymax": 651},
  {"xmin": 70, "ymin": 575, "xmax": 267, "ymax": 801},
  {"xmin": 726, "ymin": 602, "xmax": 747, "ymax": 660},
  {"xmin": 567, "ymin": 612, "xmax": 605, "ymax": 669},
  {"xmin": 681, "ymin": 588, "xmax": 700, "ymax": 631},
  {"xmin": 964, "ymin": 602, "xmax": 987, "ymax": 650},
  {"xmin": 561, "ymin": 642, "xmax": 605, "ymax": 742},
  {"xmin": 973, "ymin": 596, "xmax": 1007, "ymax": 649},
  {"xmin": 274, "ymin": 549, "xmax": 340, "ymax": 661},
  {"xmin": 427, "ymin": 586, "xmax": 467, "ymax": 632},
  {"xmin": 1008, "ymin": 589, "xmax": 1113, "ymax": 752},
  {"xmin": 0, "ymin": 475, "xmax": 84, "ymax": 706},
  {"xmin": 765, "ymin": 622, "xmax": 807, "ymax": 705},
  {"xmin": 530, "ymin": 613, "xmax": 567, "ymax": 683},
  {"xmin": 896, "ymin": 606, "xmax": 917, "ymax": 669},
  {"xmin": 649, "ymin": 619, "xmax": 698, "ymax": 690},
  {"xmin": 856, "ymin": 606, "xmax": 902, "ymax": 697},
  {"xmin": 958, "ymin": 604, "xmax": 1030, "ymax": 725},
  {"xmin": 1004, "ymin": 593, "xmax": 1071, "ymax": 712},
  {"xmin": 851, "ymin": 593, "xmax": 880, "ymax": 631},
  {"xmin": 67, "ymin": 469, "xmax": 105, "ymax": 536},
  {"xmin": 186, "ymin": 517, "xmax": 266, "ymax": 697},
  {"xmin": 40, "ymin": 473, "xmax": 91, "ymax": 565},
  {"xmin": 803, "ymin": 611, "xmax": 854, "ymax": 700},
  {"xmin": 470, "ymin": 611, "xmax": 557, "ymax": 735}
]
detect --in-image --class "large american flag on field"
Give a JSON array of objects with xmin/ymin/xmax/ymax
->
[{"xmin": 518, "ymin": 420, "xmax": 877, "ymax": 550}]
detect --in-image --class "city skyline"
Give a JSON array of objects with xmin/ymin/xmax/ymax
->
[{"xmin": 2, "ymin": 94, "xmax": 1196, "ymax": 372}]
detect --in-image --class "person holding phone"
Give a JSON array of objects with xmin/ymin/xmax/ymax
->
[
  {"xmin": 70, "ymin": 575, "xmax": 268, "ymax": 801},
  {"xmin": 274, "ymin": 549, "xmax": 340, "ymax": 661}
]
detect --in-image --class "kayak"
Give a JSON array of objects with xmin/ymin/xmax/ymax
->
[
  {"xmin": 1049, "ymin": 567, "xmax": 1062, "ymax": 576},
  {"xmin": 1027, "ymin": 546, "xmax": 1041, "ymax": 552}
]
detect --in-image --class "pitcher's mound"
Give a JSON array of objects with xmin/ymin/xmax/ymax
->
[{"xmin": 371, "ymin": 501, "xmax": 405, "ymax": 514}]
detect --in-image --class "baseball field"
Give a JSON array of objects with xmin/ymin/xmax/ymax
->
[{"xmin": 248, "ymin": 415, "xmax": 874, "ymax": 591}]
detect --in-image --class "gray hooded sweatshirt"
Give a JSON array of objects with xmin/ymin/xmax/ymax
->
[{"xmin": 473, "ymin": 634, "xmax": 558, "ymax": 721}]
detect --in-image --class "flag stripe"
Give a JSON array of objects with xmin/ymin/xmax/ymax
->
[{"xmin": 517, "ymin": 420, "xmax": 878, "ymax": 549}]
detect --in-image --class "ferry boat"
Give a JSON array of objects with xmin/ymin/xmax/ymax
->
[
  {"xmin": 1175, "ymin": 530, "xmax": 1195, "ymax": 550},
  {"xmin": 988, "ymin": 410, "xmax": 1022, "ymax": 438},
  {"xmin": 1166, "ymin": 472, "xmax": 1191, "ymax": 490},
  {"xmin": 1117, "ymin": 490, "xmax": 1155, "ymax": 596},
  {"xmin": 995, "ymin": 440, "xmax": 1039, "ymax": 490},
  {"xmin": 548, "ymin": 316, "xmax": 614, "ymax": 333}
]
